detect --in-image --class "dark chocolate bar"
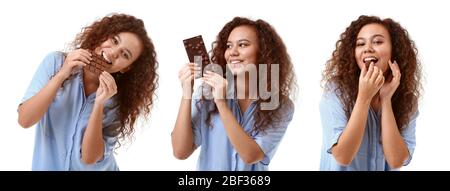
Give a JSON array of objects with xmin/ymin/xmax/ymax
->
[{"xmin": 183, "ymin": 35, "xmax": 210, "ymax": 78}]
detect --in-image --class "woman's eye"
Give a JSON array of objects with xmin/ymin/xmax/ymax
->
[
  {"xmin": 123, "ymin": 52, "xmax": 129, "ymax": 59},
  {"xmin": 374, "ymin": 41, "xmax": 383, "ymax": 45},
  {"xmin": 239, "ymin": 43, "xmax": 248, "ymax": 47},
  {"xmin": 112, "ymin": 37, "xmax": 118, "ymax": 44}
]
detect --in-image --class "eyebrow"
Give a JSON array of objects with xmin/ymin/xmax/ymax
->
[
  {"xmin": 357, "ymin": 34, "xmax": 385, "ymax": 41},
  {"xmin": 227, "ymin": 39, "xmax": 251, "ymax": 44},
  {"xmin": 116, "ymin": 35, "xmax": 133, "ymax": 58}
]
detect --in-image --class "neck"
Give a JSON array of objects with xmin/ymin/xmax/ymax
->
[
  {"xmin": 371, "ymin": 93, "xmax": 381, "ymax": 111},
  {"xmin": 83, "ymin": 70, "xmax": 100, "ymax": 86},
  {"xmin": 235, "ymin": 75, "xmax": 251, "ymax": 100}
]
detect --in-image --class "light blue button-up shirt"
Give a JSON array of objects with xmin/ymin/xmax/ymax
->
[
  {"xmin": 21, "ymin": 52, "xmax": 119, "ymax": 171},
  {"xmin": 191, "ymin": 95, "xmax": 294, "ymax": 171},
  {"xmin": 319, "ymin": 85, "xmax": 417, "ymax": 171}
]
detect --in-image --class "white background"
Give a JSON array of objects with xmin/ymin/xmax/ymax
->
[{"xmin": 1, "ymin": 0, "xmax": 449, "ymax": 170}]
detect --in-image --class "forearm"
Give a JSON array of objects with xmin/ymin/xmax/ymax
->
[
  {"xmin": 18, "ymin": 73, "xmax": 66, "ymax": 128},
  {"xmin": 381, "ymin": 100, "xmax": 409, "ymax": 169},
  {"xmin": 216, "ymin": 101, "xmax": 264, "ymax": 164},
  {"xmin": 171, "ymin": 98, "xmax": 195, "ymax": 159},
  {"xmin": 81, "ymin": 102, "xmax": 105, "ymax": 164},
  {"xmin": 331, "ymin": 97, "xmax": 370, "ymax": 165}
]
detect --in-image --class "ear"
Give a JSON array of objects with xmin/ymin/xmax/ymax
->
[{"xmin": 120, "ymin": 66, "xmax": 132, "ymax": 74}]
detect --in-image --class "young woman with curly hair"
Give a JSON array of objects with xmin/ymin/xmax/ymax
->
[
  {"xmin": 320, "ymin": 15, "xmax": 422, "ymax": 170},
  {"xmin": 18, "ymin": 14, "xmax": 158, "ymax": 170},
  {"xmin": 172, "ymin": 17, "xmax": 296, "ymax": 170}
]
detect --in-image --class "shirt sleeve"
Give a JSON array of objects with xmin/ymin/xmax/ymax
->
[
  {"xmin": 401, "ymin": 111, "xmax": 418, "ymax": 166},
  {"xmin": 20, "ymin": 51, "xmax": 64, "ymax": 104},
  {"xmin": 97, "ymin": 100, "xmax": 120, "ymax": 163},
  {"xmin": 319, "ymin": 89, "xmax": 348, "ymax": 154},
  {"xmin": 253, "ymin": 99, "xmax": 295, "ymax": 165}
]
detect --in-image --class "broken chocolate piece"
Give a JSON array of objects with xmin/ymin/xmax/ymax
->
[{"xmin": 84, "ymin": 51, "xmax": 112, "ymax": 76}]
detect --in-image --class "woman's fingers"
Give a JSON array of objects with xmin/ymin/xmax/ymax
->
[
  {"xmin": 178, "ymin": 66, "xmax": 187, "ymax": 78},
  {"xmin": 179, "ymin": 63, "xmax": 195, "ymax": 79},
  {"xmin": 360, "ymin": 62, "xmax": 368, "ymax": 78},
  {"xmin": 78, "ymin": 50, "xmax": 93, "ymax": 62},
  {"xmin": 202, "ymin": 78, "xmax": 215, "ymax": 88},
  {"xmin": 390, "ymin": 60, "xmax": 401, "ymax": 82},
  {"xmin": 99, "ymin": 75, "xmax": 109, "ymax": 93},
  {"xmin": 369, "ymin": 66, "xmax": 380, "ymax": 83},
  {"xmin": 365, "ymin": 62, "xmax": 374, "ymax": 79},
  {"xmin": 378, "ymin": 75, "xmax": 385, "ymax": 89},
  {"xmin": 97, "ymin": 77, "xmax": 105, "ymax": 95},
  {"xmin": 73, "ymin": 61, "xmax": 87, "ymax": 67},
  {"xmin": 375, "ymin": 71, "xmax": 384, "ymax": 87},
  {"xmin": 68, "ymin": 49, "xmax": 92, "ymax": 64},
  {"xmin": 78, "ymin": 49, "xmax": 92, "ymax": 58},
  {"xmin": 180, "ymin": 68, "xmax": 193, "ymax": 82},
  {"xmin": 75, "ymin": 54, "xmax": 91, "ymax": 64},
  {"xmin": 102, "ymin": 72, "xmax": 116, "ymax": 85},
  {"xmin": 203, "ymin": 72, "xmax": 226, "ymax": 88},
  {"xmin": 101, "ymin": 72, "xmax": 117, "ymax": 93}
]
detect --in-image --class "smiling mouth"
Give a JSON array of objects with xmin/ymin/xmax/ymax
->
[
  {"xmin": 102, "ymin": 51, "xmax": 112, "ymax": 65},
  {"xmin": 363, "ymin": 57, "xmax": 379, "ymax": 66},
  {"xmin": 230, "ymin": 60, "xmax": 243, "ymax": 64}
]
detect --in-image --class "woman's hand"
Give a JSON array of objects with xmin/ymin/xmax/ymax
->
[
  {"xmin": 57, "ymin": 49, "xmax": 92, "ymax": 80},
  {"xmin": 202, "ymin": 71, "xmax": 227, "ymax": 104},
  {"xmin": 178, "ymin": 63, "xmax": 200, "ymax": 99},
  {"xmin": 380, "ymin": 60, "xmax": 401, "ymax": 103},
  {"xmin": 358, "ymin": 62, "xmax": 385, "ymax": 102},
  {"xmin": 95, "ymin": 71, "xmax": 117, "ymax": 105}
]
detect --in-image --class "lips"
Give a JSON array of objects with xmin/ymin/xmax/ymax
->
[
  {"xmin": 363, "ymin": 56, "xmax": 379, "ymax": 65},
  {"xmin": 102, "ymin": 51, "xmax": 112, "ymax": 64},
  {"xmin": 229, "ymin": 60, "xmax": 243, "ymax": 64},
  {"xmin": 228, "ymin": 59, "xmax": 243, "ymax": 69}
]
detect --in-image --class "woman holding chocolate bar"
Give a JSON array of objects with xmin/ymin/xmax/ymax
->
[
  {"xmin": 172, "ymin": 17, "xmax": 296, "ymax": 170},
  {"xmin": 18, "ymin": 14, "xmax": 158, "ymax": 170},
  {"xmin": 320, "ymin": 15, "xmax": 422, "ymax": 170}
]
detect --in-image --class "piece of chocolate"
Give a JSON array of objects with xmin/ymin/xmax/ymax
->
[
  {"xmin": 84, "ymin": 51, "xmax": 112, "ymax": 76},
  {"xmin": 183, "ymin": 35, "xmax": 210, "ymax": 78}
]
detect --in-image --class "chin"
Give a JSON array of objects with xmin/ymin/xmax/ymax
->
[{"xmin": 231, "ymin": 69, "xmax": 245, "ymax": 76}]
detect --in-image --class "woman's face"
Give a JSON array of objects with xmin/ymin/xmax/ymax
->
[
  {"xmin": 94, "ymin": 32, "xmax": 143, "ymax": 73},
  {"xmin": 224, "ymin": 25, "xmax": 259, "ymax": 75},
  {"xmin": 355, "ymin": 23, "xmax": 392, "ymax": 74}
]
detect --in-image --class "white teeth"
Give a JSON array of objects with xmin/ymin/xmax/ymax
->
[
  {"xmin": 363, "ymin": 57, "xmax": 378, "ymax": 64},
  {"xmin": 102, "ymin": 51, "xmax": 112, "ymax": 63},
  {"xmin": 230, "ymin": 60, "xmax": 242, "ymax": 64}
]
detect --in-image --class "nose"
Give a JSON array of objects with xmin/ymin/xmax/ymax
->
[
  {"xmin": 229, "ymin": 45, "xmax": 239, "ymax": 57},
  {"xmin": 363, "ymin": 43, "xmax": 374, "ymax": 54},
  {"xmin": 111, "ymin": 48, "xmax": 120, "ymax": 59}
]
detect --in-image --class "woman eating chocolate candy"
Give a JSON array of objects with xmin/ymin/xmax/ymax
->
[
  {"xmin": 17, "ymin": 13, "xmax": 158, "ymax": 170},
  {"xmin": 320, "ymin": 15, "xmax": 422, "ymax": 171}
]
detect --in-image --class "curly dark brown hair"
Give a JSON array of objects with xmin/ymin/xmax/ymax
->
[
  {"xmin": 199, "ymin": 17, "xmax": 296, "ymax": 133},
  {"xmin": 322, "ymin": 15, "xmax": 422, "ymax": 129},
  {"xmin": 72, "ymin": 14, "xmax": 158, "ymax": 145}
]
